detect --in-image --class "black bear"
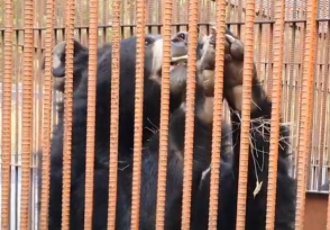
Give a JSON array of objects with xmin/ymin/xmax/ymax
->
[
  {"xmin": 45, "ymin": 30, "xmax": 238, "ymax": 229},
  {"xmin": 45, "ymin": 33, "xmax": 205, "ymax": 229},
  {"xmin": 191, "ymin": 27, "xmax": 296, "ymax": 230}
]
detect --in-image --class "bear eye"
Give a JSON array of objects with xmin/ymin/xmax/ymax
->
[
  {"xmin": 145, "ymin": 37, "xmax": 153, "ymax": 46},
  {"xmin": 178, "ymin": 33, "xmax": 185, "ymax": 40}
]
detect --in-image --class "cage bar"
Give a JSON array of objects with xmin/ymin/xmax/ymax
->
[
  {"xmin": 207, "ymin": 0, "xmax": 226, "ymax": 228},
  {"xmin": 130, "ymin": 0, "xmax": 146, "ymax": 228},
  {"xmin": 265, "ymin": 0, "xmax": 286, "ymax": 228},
  {"xmin": 180, "ymin": 0, "xmax": 199, "ymax": 229},
  {"xmin": 295, "ymin": 0, "xmax": 318, "ymax": 228},
  {"xmin": 107, "ymin": 0, "xmax": 121, "ymax": 229},
  {"xmin": 83, "ymin": 0, "xmax": 99, "ymax": 228},
  {"xmin": 155, "ymin": 0, "xmax": 172, "ymax": 229},
  {"xmin": 61, "ymin": 0, "xmax": 76, "ymax": 227},
  {"xmin": 235, "ymin": 0, "xmax": 256, "ymax": 228},
  {"xmin": 1, "ymin": 0, "xmax": 13, "ymax": 227},
  {"xmin": 39, "ymin": 0, "xmax": 55, "ymax": 226},
  {"xmin": 20, "ymin": 0, "xmax": 35, "ymax": 227}
]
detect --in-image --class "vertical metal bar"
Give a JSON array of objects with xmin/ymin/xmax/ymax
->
[
  {"xmin": 308, "ymin": 23, "xmax": 318, "ymax": 190},
  {"xmin": 20, "ymin": 0, "xmax": 34, "ymax": 227},
  {"xmin": 317, "ymin": 24, "xmax": 330, "ymax": 190},
  {"xmin": 295, "ymin": 0, "xmax": 318, "ymax": 227},
  {"xmin": 130, "ymin": 0, "xmax": 146, "ymax": 228},
  {"xmin": 61, "ymin": 0, "xmax": 75, "ymax": 227},
  {"xmin": 83, "ymin": 0, "xmax": 99, "ymax": 228},
  {"xmin": 181, "ymin": 0, "xmax": 199, "ymax": 228},
  {"xmin": 155, "ymin": 0, "xmax": 172, "ymax": 229},
  {"xmin": 265, "ymin": 0, "xmax": 286, "ymax": 228},
  {"xmin": 293, "ymin": 23, "xmax": 306, "ymax": 179},
  {"xmin": 107, "ymin": 0, "xmax": 121, "ymax": 229},
  {"xmin": 235, "ymin": 0, "xmax": 256, "ymax": 228},
  {"xmin": 2, "ymin": 0, "xmax": 13, "ymax": 227},
  {"xmin": 39, "ymin": 0, "xmax": 55, "ymax": 226},
  {"xmin": 14, "ymin": 28, "xmax": 20, "ymax": 230},
  {"xmin": 208, "ymin": 0, "xmax": 226, "ymax": 228},
  {"xmin": 325, "ymin": 25, "xmax": 330, "ymax": 230}
]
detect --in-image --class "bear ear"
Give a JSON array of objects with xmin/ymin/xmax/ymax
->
[{"xmin": 41, "ymin": 39, "xmax": 88, "ymax": 77}]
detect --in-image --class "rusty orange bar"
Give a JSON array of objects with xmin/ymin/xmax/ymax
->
[
  {"xmin": 318, "ymin": 9, "xmax": 330, "ymax": 194},
  {"xmin": 83, "ymin": 0, "xmax": 99, "ymax": 228},
  {"xmin": 39, "ymin": 0, "xmax": 55, "ymax": 226},
  {"xmin": 295, "ymin": 0, "xmax": 318, "ymax": 228},
  {"xmin": 306, "ymin": 27, "xmax": 317, "ymax": 192},
  {"xmin": 208, "ymin": 0, "xmax": 226, "ymax": 228},
  {"xmin": 265, "ymin": 0, "xmax": 286, "ymax": 228},
  {"xmin": 325, "ymin": 31, "xmax": 330, "ymax": 230},
  {"xmin": 1, "ymin": 0, "xmax": 13, "ymax": 228},
  {"xmin": 130, "ymin": 0, "xmax": 146, "ymax": 228},
  {"xmin": 235, "ymin": 0, "xmax": 256, "ymax": 229},
  {"xmin": 20, "ymin": 0, "xmax": 34, "ymax": 227},
  {"xmin": 181, "ymin": 0, "xmax": 199, "ymax": 229},
  {"xmin": 107, "ymin": 0, "xmax": 121, "ymax": 229},
  {"xmin": 155, "ymin": 0, "xmax": 172, "ymax": 229},
  {"xmin": 61, "ymin": 0, "xmax": 76, "ymax": 227}
]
